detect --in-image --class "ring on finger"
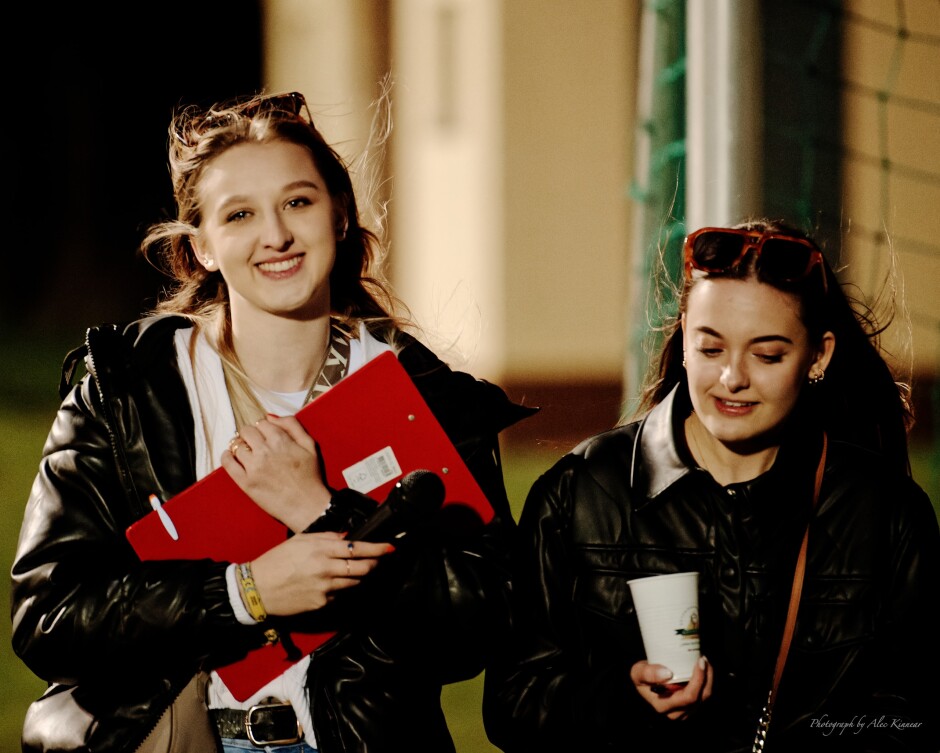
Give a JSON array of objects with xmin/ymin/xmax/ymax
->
[
  {"xmin": 345, "ymin": 559, "xmax": 351, "ymax": 576},
  {"xmin": 231, "ymin": 439, "xmax": 251, "ymax": 457}
]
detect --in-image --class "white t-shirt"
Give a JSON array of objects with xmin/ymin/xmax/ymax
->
[{"xmin": 173, "ymin": 322, "xmax": 393, "ymax": 745}]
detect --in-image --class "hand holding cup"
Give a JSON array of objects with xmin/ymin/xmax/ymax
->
[{"xmin": 627, "ymin": 571, "xmax": 701, "ymax": 683}]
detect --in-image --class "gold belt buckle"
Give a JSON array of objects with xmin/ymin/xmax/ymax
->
[{"xmin": 245, "ymin": 701, "xmax": 303, "ymax": 746}]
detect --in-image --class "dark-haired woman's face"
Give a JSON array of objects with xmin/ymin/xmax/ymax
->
[
  {"xmin": 682, "ymin": 278, "xmax": 834, "ymax": 449},
  {"xmin": 192, "ymin": 140, "xmax": 338, "ymax": 326}
]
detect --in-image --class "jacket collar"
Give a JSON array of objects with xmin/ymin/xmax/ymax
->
[
  {"xmin": 630, "ymin": 384, "xmax": 693, "ymax": 503},
  {"xmin": 629, "ymin": 384, "xmax": 824, "ymax": 510}
]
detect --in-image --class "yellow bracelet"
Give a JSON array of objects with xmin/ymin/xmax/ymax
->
[{"xmin": 237, "ymin": 562, "xmax": 268, "ymax": 623}]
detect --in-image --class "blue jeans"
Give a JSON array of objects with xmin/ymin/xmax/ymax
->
[{"xmin": 220, "ymin": 739, "xmax": 317, "ymax": 753}]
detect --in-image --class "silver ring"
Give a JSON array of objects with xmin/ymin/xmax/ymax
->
[{"xmin": 347, "ymin": 541, "xmax": 354, "ymax": 554}]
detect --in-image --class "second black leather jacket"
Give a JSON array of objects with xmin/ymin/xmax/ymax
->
[
  {"xmin": 11, "ymin": 314, "xmax": 535, "ymax": 753},
  {"xmin": 483, "ymin": 386, "xmax": 939, "ymax": 753}
]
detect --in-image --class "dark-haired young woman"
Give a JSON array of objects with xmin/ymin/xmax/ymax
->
[{"xmin": 483, "ymin": 219, "xmax": 938, "ymax": 752}]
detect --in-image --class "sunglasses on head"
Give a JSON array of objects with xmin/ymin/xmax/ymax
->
[
  {"xmin": 176, "ymin": 91, "xmax": 313, "ymax": 146},
  {"xmin": 683, "ymin": 227, "xmax": 827, "ymax": 293}
]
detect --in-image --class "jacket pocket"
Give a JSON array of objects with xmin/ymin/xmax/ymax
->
[
  {"xmin": 794, "ymin": 575, "xmax": 874, "ymax": 651},
  {"xmin": 570, "ymin": 545, "xmax": 703, "ymax": 622}
]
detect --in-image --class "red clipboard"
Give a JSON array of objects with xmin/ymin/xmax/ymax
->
[{"xmin": 125, "ymin": 350, "xmax": 492, "ymax": 700}]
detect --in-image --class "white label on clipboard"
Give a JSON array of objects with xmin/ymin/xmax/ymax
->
[{"xmin": 341, "ymin": 446, "xmax": 403, "ymax": 494}]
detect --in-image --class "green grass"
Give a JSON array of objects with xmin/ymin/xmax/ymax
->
[{"xmin": 1, "ymin": 405, "xmax": 57, "ymax": 751}]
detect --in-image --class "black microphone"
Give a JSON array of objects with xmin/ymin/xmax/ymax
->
[{"xmin": 346, "ymin": 470, "xmax": 446, "ymax": 543}]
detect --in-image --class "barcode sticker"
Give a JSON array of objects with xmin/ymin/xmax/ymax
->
[{"xmin": 341, "ymin": 446, "xmax": 403, "ymax": 494}]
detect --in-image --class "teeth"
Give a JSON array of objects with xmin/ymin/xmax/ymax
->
[
  {"xmin": 258, "ymin": 257, "xmax": 301, "ymax": 273},
  {"xmin": 722, "ymin": 400, "xmax": 751, "ymax": 407}
]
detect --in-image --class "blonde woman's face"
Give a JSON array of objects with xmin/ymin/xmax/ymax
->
[
  {"xmin": 682, "ymin": 277, "xmax": 834, "ymax": 450},
  {"xmin": 192, "ymin": 140, "xmax": 338, "ymax": 325}
]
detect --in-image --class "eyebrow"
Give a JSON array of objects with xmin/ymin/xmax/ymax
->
[
  {"xmin": 283, "ymin": 179, "xmax": 324, "ymax": 193},
  {"xmin": 695, "ymin": 326, "xmax": 794, "ymax": 346}
]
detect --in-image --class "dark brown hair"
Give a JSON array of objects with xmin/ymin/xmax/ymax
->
[{"xmin": 636, "ymin": 218, "xmax": 913, "ymax": 475}]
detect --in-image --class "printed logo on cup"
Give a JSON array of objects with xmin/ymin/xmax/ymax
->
[{"xmin": 675, "ymin": 607, "xmax": 699, "ymax": 640}]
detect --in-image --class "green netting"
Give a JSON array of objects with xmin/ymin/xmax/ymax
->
[
  {"xmin": 628, "ymin": 0, "xmax": 939, "ymax": 498},
  {"xmin": 625, "ymin": 0, "xmax": 686, "ymax": 414}
]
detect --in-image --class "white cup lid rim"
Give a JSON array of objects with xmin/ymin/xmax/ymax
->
[{"xmin": 627, "ymin": 571, "xmax": 698, "ymax": 586}]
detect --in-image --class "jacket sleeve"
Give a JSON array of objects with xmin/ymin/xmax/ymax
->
[
  {"xmin": 838, "ymin": 474, "xmax": 940, "ymax": 750},
  {"xmin": 331, "ymin": 335, "xmax": 534, "ymax": 685},
  {"xmin": 482, "ymin": 458, "xmax": 662, "ymax": 752},
  {"xmin": 352, "ymin": 424, "xmax": 517, "ymax": 684},
  {"xmin": 775, "ymin": 468, "xmax": 940, "ymax": 751},
  {"xmin": 10, "ymin": 369, "xmax": 258, "ymax": 686}
]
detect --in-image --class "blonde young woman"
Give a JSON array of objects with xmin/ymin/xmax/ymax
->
[{"xmin": 12, "ymin": 91, "xmax": 534, "ymax": 753}]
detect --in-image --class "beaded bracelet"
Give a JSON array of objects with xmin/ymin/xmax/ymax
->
[{"xmin": 237, "ymin": 562, "xmax": 268, "ymax": 623}]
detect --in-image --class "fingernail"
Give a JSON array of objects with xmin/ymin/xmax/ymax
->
[
  {"xmin": 386, "ymin": 544, "xmax": 396, "ymax": 553},
  {"xmin": 653, "ymin": 667, "xmax": 674, "ymax": 682},
  {"xmin": 698, "ymin": 656, "xmax": 708, "ymax": 669},
  {"xmin": 266, "ymin": 413, "xmax": 278, "ymax": 418}
]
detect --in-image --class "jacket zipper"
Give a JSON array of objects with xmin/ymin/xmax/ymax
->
[{"xmin": 85, "ymin": 326, "xmax": 148, "ymax": 518}]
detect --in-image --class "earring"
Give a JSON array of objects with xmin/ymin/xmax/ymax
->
[
  {"xmin": 808, "ymin": 368, "xmax": 825, "ymax": 385},
  {"xmin": 682, "ymin": 352, "xmax": 687, "ymax": 368},
  {"xmin": 203, "ymin": 257, "xmax": 214, "ymax": 268}
]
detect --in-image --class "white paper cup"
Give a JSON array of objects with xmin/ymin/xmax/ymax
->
[{"xmin": 627, "ymin": 571, "xmax": 701, "ymax": 683}]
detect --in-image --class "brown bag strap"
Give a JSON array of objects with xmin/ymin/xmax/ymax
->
[
  {"xmin": 754, "ymin": 432, "xmax": 827, "ymax": 751},
  {"xmin": 772, "ymin": 431, "xmax": 827, "ymax": 691}
]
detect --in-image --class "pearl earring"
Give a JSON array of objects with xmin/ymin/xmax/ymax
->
[{"xmin": 203, "ymin": 257, "xmax": 214, "ymax": 268}]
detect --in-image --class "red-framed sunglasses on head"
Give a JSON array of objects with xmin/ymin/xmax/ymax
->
[{"xmin": 684, "ymin": 227, "xmax": 827, "ymax": 293}]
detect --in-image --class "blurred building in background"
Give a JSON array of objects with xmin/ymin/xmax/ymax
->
[
  {"xmin": 263, "ymin": 0, "xmax": 938, "ymax": 461},
  {"xmin": 262, "ymin": 0, "xmax": 637, "ymax": 455},
  {"xmin": 7, "ymin": 0, "xmax": 937, "ymax": 457}
]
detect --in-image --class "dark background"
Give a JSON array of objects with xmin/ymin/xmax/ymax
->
[{"xmin": 4, "ymin": 3, "xmax": 264, "ymax": 344}]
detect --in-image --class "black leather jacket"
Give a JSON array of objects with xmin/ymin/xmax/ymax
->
[
  {"xmin": 483, "ymin": 386, "xmax": 939, "ymax": 753},
  {"xmin": 11, "ymin": 314, "xmax": 535, "ymax": 753}
]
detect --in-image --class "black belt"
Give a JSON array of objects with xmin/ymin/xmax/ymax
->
[{"xmin": 210, "ymin": 702, "xmax": 303, "ymax": 746}]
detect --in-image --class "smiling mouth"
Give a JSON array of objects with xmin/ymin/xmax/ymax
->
[
  {"xmin": 718, "ymin": 399, "xmax": 755, "ymax": 408},
  {"xmin": 257, "ymin": 256, "xmax": 302, "ymax": 273}
]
